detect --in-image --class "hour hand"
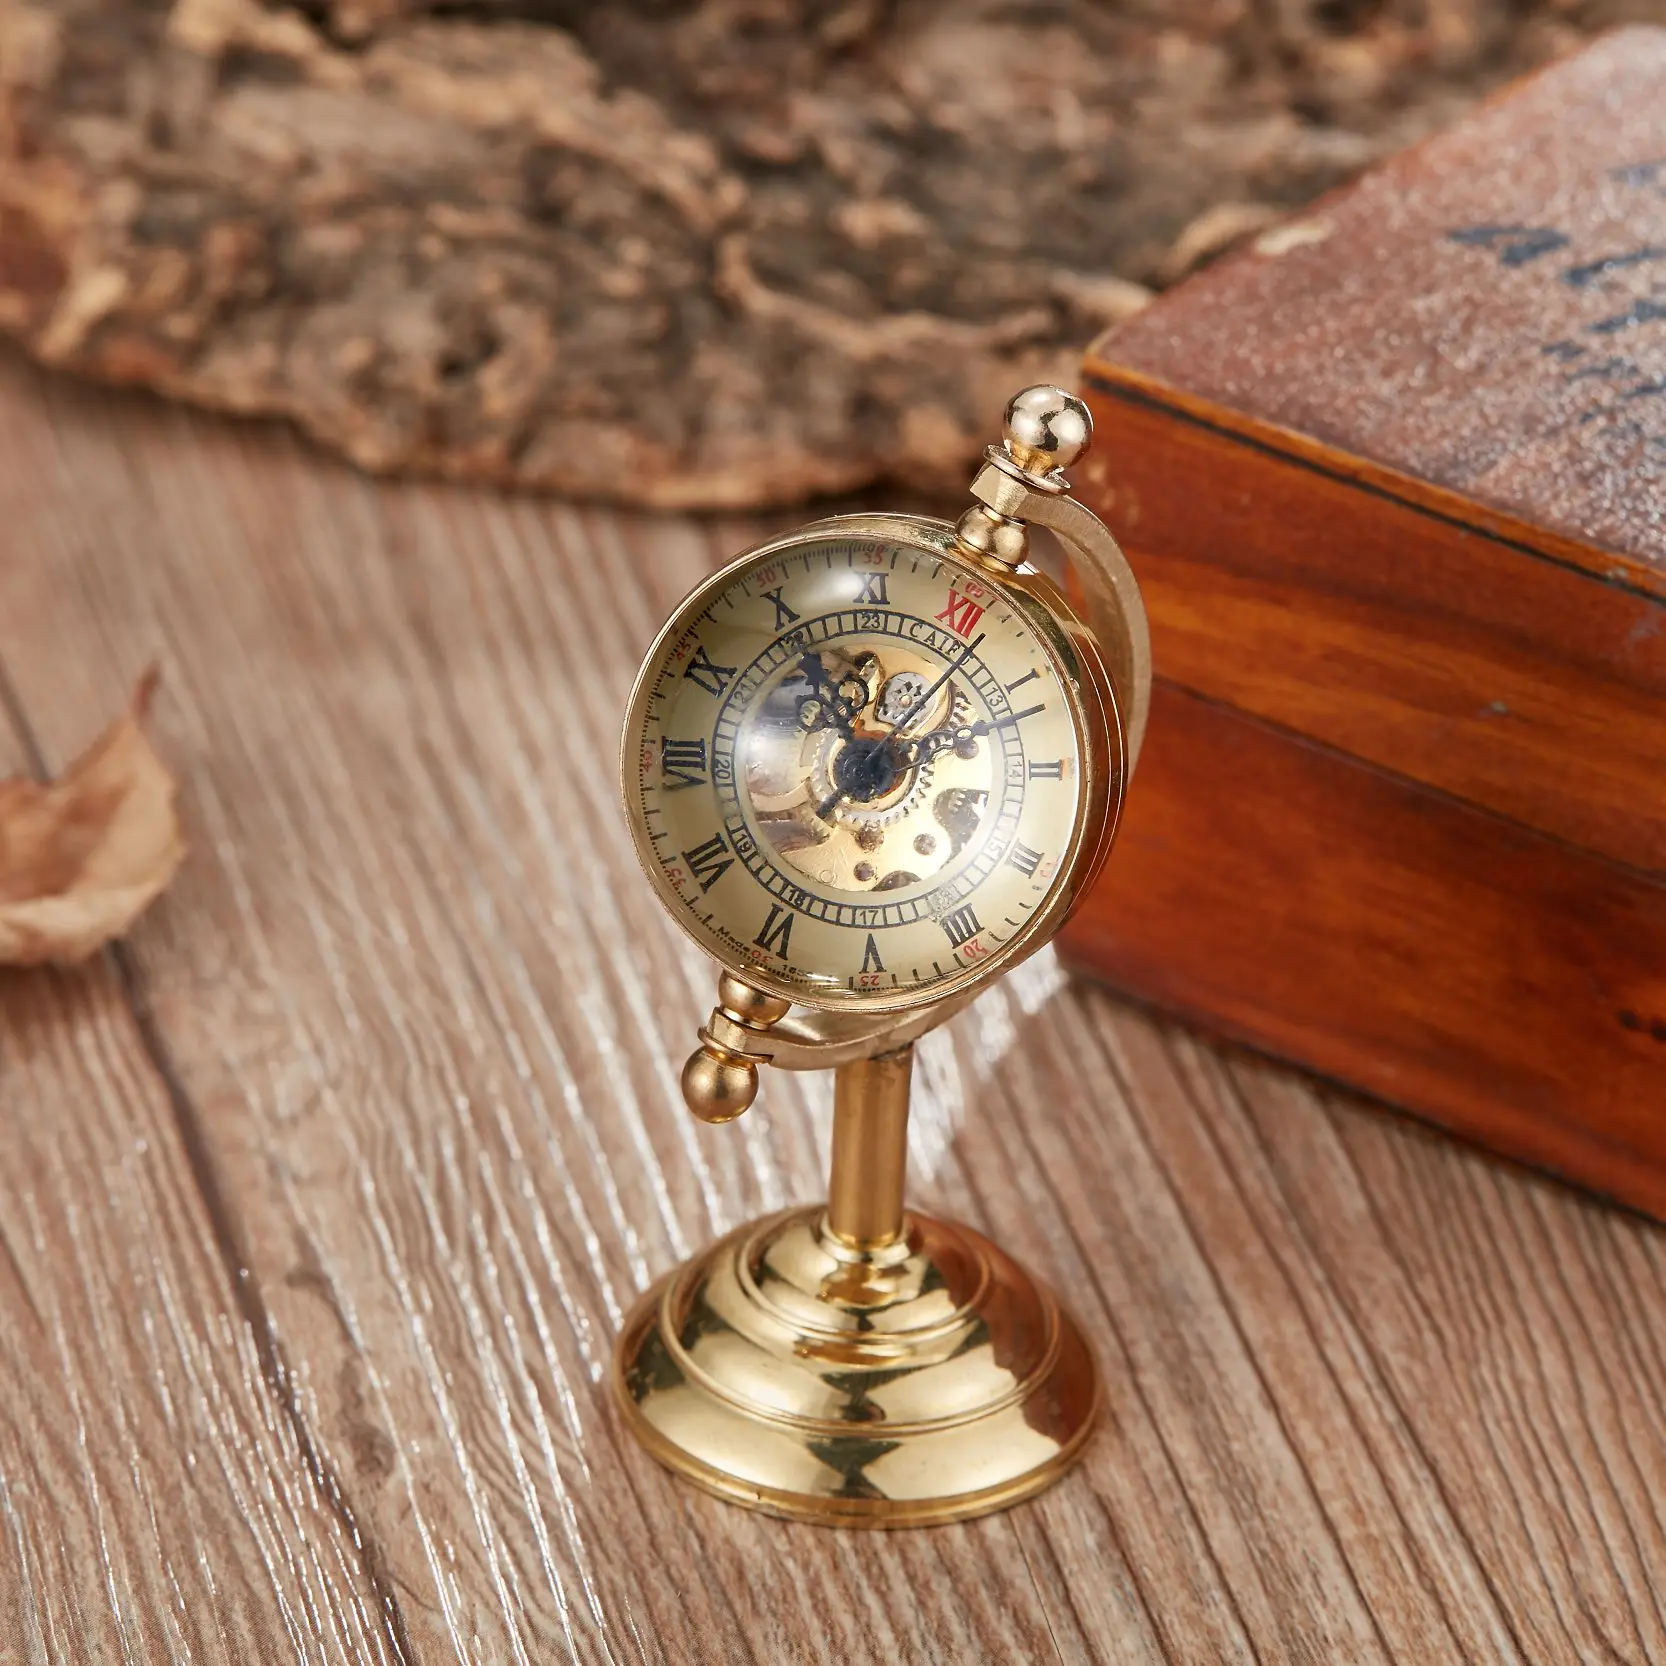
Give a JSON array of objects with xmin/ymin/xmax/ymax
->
[{"xmin": 795, "ymin": 653, "xmax": 874, "ymax": 735}]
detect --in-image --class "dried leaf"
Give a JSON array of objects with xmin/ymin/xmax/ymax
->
[{"xmin": 0, "ymin": 671, "xmax": 185, "ymax": 965}]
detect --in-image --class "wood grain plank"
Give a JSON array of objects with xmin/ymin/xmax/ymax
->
[
  {"xmin": 2, "ymin": 348, "xmax": 1664, "ymax": 1663},
  {"xmin": 0, "ymin": 723, "xmax": 407, "ymax": 1660},
  {"xmin": 0, "ymin": 358, "xmax": 1097, "ymax": 1664}
]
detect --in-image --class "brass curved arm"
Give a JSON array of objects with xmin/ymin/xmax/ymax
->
[
  {"xmin": 737, "ymin": 993, "xmax": 978, "ymax": 1071},
  {"xmin": 966, "ymin": 458, "xmax": 1152, "ymax": 774},
  {"xmin": 680, "ymin": 979, "xmax": 979, "ymax": 1120}
]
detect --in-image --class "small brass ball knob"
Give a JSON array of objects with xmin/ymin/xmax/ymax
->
[
  {"xmin": 681, "ymin": 1046, "xmax": 759, "ymax": 1125},
  {"xmin": 1003, "ymin": 386, "xmax": 1092, "ymax": 475},
  {"xmin": 716, "ymin": 973, "xmax": 791, "ymax": 1027}
]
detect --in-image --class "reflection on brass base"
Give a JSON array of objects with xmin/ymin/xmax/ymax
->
[{"xmin": 612, "ymin": 1206, "xmax": 1099, "ymax": 1527}]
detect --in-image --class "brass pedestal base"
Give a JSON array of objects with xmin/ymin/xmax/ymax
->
[{"xmin": 612, "ymin": 1206, "xmax": 1099, "ymax": 1527}]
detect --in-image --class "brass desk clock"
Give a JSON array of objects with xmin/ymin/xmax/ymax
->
[{"xmin": 616, "ymin": 387, "xmax": 1151, "ymax": 1526}]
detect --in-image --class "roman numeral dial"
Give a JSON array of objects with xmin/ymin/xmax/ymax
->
[
  {"xmin": 754, "ymin": 903, "xmax": 794, "ymax": 958},
  {"xmin": 660, "ymin": 737, "xmax": 708, "ymax": 790},
  {"xmin": 936, "ymin": 588, "xmax": 985, "ymax": 639},
  {"xmin": 682, "ymin": 831, "xmax": 735, "ymax": 893},
  {"xmin": 1008, "ymin": 841, "xmax": 1043, "ymax": 877},
  {"xmin": 626, "ymin": 532, "xmax": 1092, "ymax": 1008},
  {"xmin": 683, "ymin": 644, "xmax": 735, "ymax": 697}
]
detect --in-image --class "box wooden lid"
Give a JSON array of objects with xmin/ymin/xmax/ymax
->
[{"xmin": 1086, "ymin": 26, "xmax": 1666, "ymax": 599}]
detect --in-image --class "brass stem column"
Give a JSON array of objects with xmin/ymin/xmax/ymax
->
[{"xmin": 825, "ymin": 1044, "xmax": 914, "ymax": 1250}]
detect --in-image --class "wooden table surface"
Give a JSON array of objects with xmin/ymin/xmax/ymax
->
[{"xmin": 2, "ymin": 348, "xmax": 1664, "ymax": 1665}]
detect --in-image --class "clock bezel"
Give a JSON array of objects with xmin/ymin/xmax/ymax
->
[{"xmin": 619, "ymin": 512, "xmax": 1125, "ymax": 1015}]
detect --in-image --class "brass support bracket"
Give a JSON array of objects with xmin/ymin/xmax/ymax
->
[{"xmin": 966, "ymin": 457, "xmax": 1151, "ymax": 773}]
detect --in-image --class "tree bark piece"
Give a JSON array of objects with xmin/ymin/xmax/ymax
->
[{"xmin": 0, "ymin": 0, "xmax": 1652, "ymax": 507}]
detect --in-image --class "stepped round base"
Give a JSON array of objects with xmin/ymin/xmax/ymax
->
[{"xmin": 612, "ymin": 1207, "xmax": 1099, "ymax": 1527}]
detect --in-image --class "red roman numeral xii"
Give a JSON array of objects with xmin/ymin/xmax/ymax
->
[{"xmin": 936, "ymin": 588, "xmax": 986, "ymax": 639}]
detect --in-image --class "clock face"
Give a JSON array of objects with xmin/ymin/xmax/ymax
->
[{"xmin": 622, "ymin": 525, "xmax": 1095, "ymax": 1010}]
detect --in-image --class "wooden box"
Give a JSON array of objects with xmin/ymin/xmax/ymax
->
[{"xmin": 1060, "ymin": 29, "xmax": 1666, "ymax": 1217}]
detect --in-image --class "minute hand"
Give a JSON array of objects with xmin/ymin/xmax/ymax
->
[{"xmin": 889, "ymin": 632, "xmax": 986, "ymax": 736}]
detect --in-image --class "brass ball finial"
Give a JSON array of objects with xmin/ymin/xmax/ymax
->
[
  {"xmin": 681, "ymin": 1045, "xmax": 759, "ymax": 1125},
  {"xmin": 716, "ymin": 973, "xmax": 790, "ymax": 1026},
  {"xmin": 1002, "ymin": 386, "xmax": 1092, "ymax": 475},
  {"xmin": 679, "ymin": 975, "xmax": 788, "ymax": 1125}
]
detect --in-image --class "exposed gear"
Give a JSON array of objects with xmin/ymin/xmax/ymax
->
[
  {"xmin": 875, "ymin": 671, "xmax": 928, "ymax": 726},
  {"xmin": 804, "ymin": 727, "xmax": 937, "ymax": 829},
  {"xmin": 808, "ymin": 687, "xmax": 972, "ymax": 834}
]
